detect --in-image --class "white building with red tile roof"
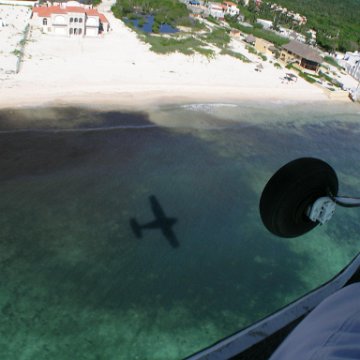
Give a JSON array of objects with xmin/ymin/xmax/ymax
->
[
  {"xmin": 207, "ymin": 2, "xmax": 225, "ymax": 19},
  {"xmin": 223, "ymin": 1, "xmax": 239, "ymax": 16},
  {"xmin": 31, "ymin": 1, "xmax": 109, "ymax": 37}
]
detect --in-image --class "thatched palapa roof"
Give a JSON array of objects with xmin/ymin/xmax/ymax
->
[
  {"xmin": 245, "ymin": 34, "xmax": 256, "ymax": 43},
  {"xmin": 282, "ymin": 40, "xmax": 323, "ymax": 64}
]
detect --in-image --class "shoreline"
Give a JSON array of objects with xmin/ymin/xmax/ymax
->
[
  {"xmin": 1, "ymin": 4, "xmax": 357, "ymax": 112},
  {"xmin": 0, "ymin": 84, "xmax": 339, "ymax": 111},
  {"xmin": 1, "ymin": 88, "xmax": 359, "ymax": 133}
]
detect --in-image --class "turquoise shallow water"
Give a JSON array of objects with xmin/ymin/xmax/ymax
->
[{"xmin": 0, "ymin": 103, "xmax": 360, "ymax": 359}]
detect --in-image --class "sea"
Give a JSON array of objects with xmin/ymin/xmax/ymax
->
[{"xmin": 0, "ymin": 101, "xmax": 359, "ymax": 359}]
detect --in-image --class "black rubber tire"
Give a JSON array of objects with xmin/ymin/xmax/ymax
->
[{"xmin": 260, "ymin": 158, "xmax": 338, "ymax": 238}]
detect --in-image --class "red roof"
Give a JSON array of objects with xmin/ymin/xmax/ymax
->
[
  {"xmin": 33, "ymin": 6, "xmax": 66, "ymax": 17},
  {"xmin": 98, "ymin": 13, "xmax": 108, "ymax": 23},
  {"xmin": 85, "ymin": 8, "xmax": 108, "ymax": 22},
  {"xmin": 65, "ymin": 6, "xmax": 86, "ymax": 14},
  {"xmin": 86, "ymin": 8, "xmax": 99, "ymax": 16},
  {"xmin": 32, "ymin": 5, "xmax": 108, "ymax": 22}
]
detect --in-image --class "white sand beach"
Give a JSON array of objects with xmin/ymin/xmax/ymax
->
[
  {"xmin": 0, "ymin": 1, "xmax": 357, "ymax": 110},
  {"xmin": 0, "ymin": 4, "xmax": 31, "ymax": 74}
]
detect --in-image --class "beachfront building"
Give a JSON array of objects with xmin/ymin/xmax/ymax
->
[
  {"xmin": 31, "ymin": 2, "xmax": 109, "ymax": 37},
  {"xmin": 255, "ymin": 38, "xmax": 276, "ymax": 57},
  {"xmin": 257, "ymin": 18, "xmax": 272, "ymax": 30},
  {"xmin": 207, "ymin": 2, "xmax": 225, "ymax": 19},
  {"xmin": 223, "ymin": 1, "xmax": 239, "ymax": 16},
  {"xmin": 230, "ymin": 28, "xmax": 241, "ymax": 38},
  {"xmin": 339, "ymin": 51, "xmax": 360, "ymax": 81},
  {"xmin": 280, "ymin": 40, "xmax": 323, "ymax": 72}
]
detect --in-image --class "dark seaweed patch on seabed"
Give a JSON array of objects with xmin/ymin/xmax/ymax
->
[
  {"xmin": 0, "ymin": 108, "xmax": 157, "ymax": 181},
  {"xmin": 0, "ymin": 107, "xmax": 152, "ymax": 130},
  {"xmin": 0, "ymin": 105, "xmax": 359, "ymax": 360}
]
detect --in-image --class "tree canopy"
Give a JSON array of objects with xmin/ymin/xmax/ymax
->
[{"xmin": 266, "ymin": 0, "xmax": 360, "ymax": 52}]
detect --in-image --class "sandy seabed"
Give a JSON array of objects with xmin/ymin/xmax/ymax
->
[{"xmin": 0, "ymin": 102, "xmax": 360, "ymax": 360}]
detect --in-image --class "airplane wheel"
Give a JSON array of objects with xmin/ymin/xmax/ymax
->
[{"xmin": 260, "ymin": 158, "xmax": 338, "ymax": 238}]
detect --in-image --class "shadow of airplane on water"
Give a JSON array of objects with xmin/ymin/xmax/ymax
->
[{"xmin": 130, "ymin": 195, "xmax": 180, "ymax": 248}]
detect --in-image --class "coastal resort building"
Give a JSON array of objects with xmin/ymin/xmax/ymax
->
[
  {"xmin": 256, "ymin": 18, "xmax": 273, "ymax": 30},
  {"xmin": 280, "ymin": 40, "xmax": 323, "ymax": 73},
  {"xmin": 255, "ymin": 38, "xmax": 276, "ymax": 57},
  {"xmin": 230, "ymin": 29, "xmax": 241, "ymax": 38},
  {"xmin": 207, "ymin": 2, "xmax": 225, "ymax": 19},
  {"xmin": 31, "ymin": 1, "xmax": 109, "ymax": 37},
  {"xmin": 223, "ymin": 2, "xmax": 240, "ymax": 16},
  {"xmin": 340, "ymin": 51, "xmax": 360, "ymax": 81}
]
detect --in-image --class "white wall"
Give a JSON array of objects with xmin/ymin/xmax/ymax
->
[
  {"xmin": 342, "ymin": 52, "xmax": 360, "ymax": 81},
  {"xmin": 53, "ymin": 26, "xmax": 66, "ymax": 35},
  {"xmin": 86, "ymin": 26, "xmax": 98, "ymax": 37},
  {"xmin": 87, "ymin": 16, "xmax": 99, "ymax": 27}
]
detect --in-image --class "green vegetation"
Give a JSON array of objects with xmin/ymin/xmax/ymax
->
[
  {"xmin": 190, "ymin": 20, "xmax": 207, "ymax": 32},
  {"xmin": 141, "ymin": 34, "xmax": 205, "ymax": 55},
  {"xmin": 112, "ymin": 0, "xmax": 190, "ymax": 32},
  {"xmin": 111, "ymin": 0, "xmax": 235, "ymax": 57},
  {"xmin": 225, "ymin": 16, "xmax": 288, "ymax": 47},
  {"xmin": 274, "ymin": 62, "xmax": 282, "ymax": 69},
  {"xmin": 266, "ymin": 0, "xmax": 360, "ymax": 52},
  {"xmin": 196, "ymin": 47, "xmax": 216, "ymax": 59},
  {"xmin": 112, "ymin": 0, "xmax": 359, "ymax": 53},
  {"xmin": 206, "ymin": 15, "xmax": 221, "ymax": 26},
  {"xmin": 19, "ymin": 38, "xmax": 27, "ymax": 47},
  {"xmin": 201, "ymin": 28, "xmax": 230, "ymax": 49},
  {"xmin": 246, "ymin": 45, "xmax": 257, "ymax": 54},
  {"xmin": 282, "ymin": 64, "xmax": 342, "ymax": 87},
  {"xmin": 319, "ymin": 70, "xmax": 334, "ymax": 83},
  {"xmin": 318, "ymin": 70, "xmax": 342, "ymax": 88},
  {"xmin": 235, "ymin": 0, "xmax": 359, "ymax": 52},
  {"xmin": 220, "ymin": 49, "xmax": 251, "ymax": 63},
  {"xmin": 12, "ymin": 24, "xmax": 30, "ymax": 67},
  {"xmin": 324, "ymin": 56, "xmax": 342, "ymax": 70},
  {"xmin": 298, "ymin": 71, "xmax": 317, "ymax": 84},
  {"xmin": 252, "ymin": 27, "xmax": 288, "ymax": 47},
  {"xmin": 245, "ymin": 45, "xmax": 269, "ymax": 62},
  {"xmin": 237, "ymin": 1, "xmax": 257, "ymax": 24},
  {"xmin": 139, "ymin": 28, "xmax": 231, "ymax": 58},
  {"xmin": 259, "ymin": 54, "xmax": 267, "ymax": 61},
  {"xmin": 11, "ymin": 49, "xmax": 22, "ymax": 57}
]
